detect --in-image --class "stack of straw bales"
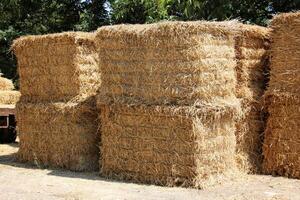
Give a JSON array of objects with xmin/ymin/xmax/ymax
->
[
  {"xmin": 263, "ymin": 12, "xmax": 300, "ymax": 178},
  {"xmin": 12, "ymin": 32, "xmax": 100, "ymax": 171},
  {"xmin": 96, "ymin": 21, "xmax": 242, "ymax": 188},
  {"xmin": 234, "ymin": 24, "xmax": 270, "ymax": 173},
  {"xmin": 0, "ymin": 76, "xmax": 20, "ymax": 105}
]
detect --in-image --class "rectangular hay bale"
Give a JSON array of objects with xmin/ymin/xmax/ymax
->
[
  {"xmin": 16, "ymin": 99, "xmax": 99, "ymax": 171},
  {"xmin": 0, "ymin": 91, "xmax": 20, "ymax": 105},
  {"xmin": 12, "ymin": 32, "xmax": 100, "ymax": 103},
  {"xmin": 267, "ymin": 12, "xmax": 300, "ymax": 94},
  {"xmin": 99, "ymin": 103, "xmax": 241, "ymax": 188},
  {"xmin": 263, "ymin": 94, "xmax": 300, "ymax": 178},
  {"xmin": 95, "ymin": 21, "xmax": 239, "ymax": 106}
]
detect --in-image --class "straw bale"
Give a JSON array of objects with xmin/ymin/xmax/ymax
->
[
  {"xmin": 99, "ymin": 102, "xmax": 242, "ymax": 189},
  {"xmin": 267, "ymin": 12, "xmax": 300, "ymax": 95},
  {"xmin": 12, "ymin": 32, "xmax": 100, "ymax": 103},
  {"xmin": 263, "ymin": 94, "xmax": 300, "ymax": 178},
  {"xmin": 0, "ymin": 91, "xmax": 20, "ymax": 105},
  {"xmin": 234, "ymin": 24, "xmax": 271, "ymax": 173},
  {"xmin": 0, "ymin": 76, "xmax": 14, "ymax": 91},
  {"xmin": 262, "ymin": 12, "xmax": 300, "ymax": 178},
  {"xmin": 16, "ymin": 99, "xmax": 99, "ymax": 171},
  {"xmin": 95, "ymin": 21, "xmax": 240, "ymax": 106}
]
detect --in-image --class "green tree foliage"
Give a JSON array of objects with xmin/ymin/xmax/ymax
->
[
  {"xmin": 110, "ymin": 0, "xmax": 148, "ymax": 24},
  {"xmin": 77, "ymin": 0, "xmax": 109, "ymax": 31},
  {"xmin": 270, "ymin": 0, "xmax": 300, "ymax": 13},
  {"xmin": 0, "ymin": 0, "xmax": 109, "ymax": 85},
  {"xmin": 1, "ymin": 0, "xmax": 300, "ymax": 85},
  {"xmin": 172, "ymin": 0, "xmax": 271, "ymax": 25},
  {"xmin": 109, "ymin": 0, "xmax": 175, "ymax": 24},
  {"xmin": 110, "ymin": 0, "xmax": 300, "ymax": 25}
]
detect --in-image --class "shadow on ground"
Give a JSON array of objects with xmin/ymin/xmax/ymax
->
[{"xmin": 0, "ymin": 143, "xmax": 146, "ymax": 186}]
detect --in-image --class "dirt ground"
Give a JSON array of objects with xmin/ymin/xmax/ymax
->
[{"xmin": 0, "ymin": 143, "xmax": 300, "ymax": 200}]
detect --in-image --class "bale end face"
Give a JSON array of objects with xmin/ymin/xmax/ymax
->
[
  {"xmin": 268, "ymin": 12, "xmax": 300, "ymax": 95},
  {"xmin": 262, "ymin": 95, "xmax": 300, "ymax": 178},
  {"xmin": 12, "ymin": 32, "xmax": 100, "ymax": 103},
  {"xmin": 95, "ymin": 21, "xmax": 239, "ymax": 106},
  {"xmin": 99, "ymin": 104, "xmax": 241, "ymax": 188},
  {"xmin": 16, "ymin": 100, "xmax": 100, "ymax": 171}
]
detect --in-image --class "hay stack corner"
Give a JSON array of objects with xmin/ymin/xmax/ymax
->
[{"xmin": 234, "ymin": 23, "xmax": 271, "ymax": 173}]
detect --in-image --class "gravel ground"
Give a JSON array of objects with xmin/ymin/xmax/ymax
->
[{"xmin": 1, "ymin": 143, "xmax": 300, "ymax": 200}]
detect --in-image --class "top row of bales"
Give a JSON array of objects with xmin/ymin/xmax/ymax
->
[
  {"xmin": 12, "ymin": 20, "xmax": 270, "ymax": 188},
  {"xmin": 11, "ymin": 21, "xmax": 269, "ymax": 108}
]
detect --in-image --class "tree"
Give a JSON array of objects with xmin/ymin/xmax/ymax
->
[
  {"xmin": 109, "ymin": 0, "xmax": 300, "ymax": 26},
  {"xmin": 77, "ymin": 0, "xmax": 109, "ymax": 31},
  {"xmin": 0, "ymin": 0, "xmax": 109, "ymax": 85},
  {"xmin": 269, "ymin": 0, "xmax": 300, "ymax": 13},
  {"xmin": 109, "ymin": 0, "xmax": 174, "ymax": 24},
  {"xmin": 110, "ymin": 0, "xmax": 147, "ymax": 24}
]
